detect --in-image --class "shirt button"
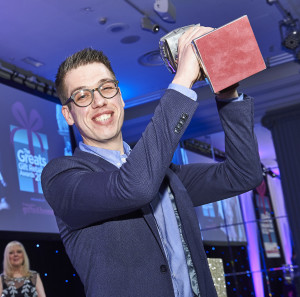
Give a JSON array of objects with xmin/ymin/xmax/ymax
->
[
  {"xmin": 160, "ymin": 265, "xmax": 168, "ymax": 273},
  {"xmin": 181, "ymin": 113, "xmax": 188, "ymax": 120}
]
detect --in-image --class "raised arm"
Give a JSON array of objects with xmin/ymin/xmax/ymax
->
[{"xmin": 171, "ymin": 95, "xmax": 263, "ymax": 206}]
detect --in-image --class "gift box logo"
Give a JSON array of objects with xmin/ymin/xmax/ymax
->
[{"xmin": 10, "ymin": 102, "xmax": 48, "ymax": 194}]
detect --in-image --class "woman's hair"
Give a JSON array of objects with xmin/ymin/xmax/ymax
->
[{"xmin": 3, "ymin": 241, "xmax": 30, "ymax": 277}]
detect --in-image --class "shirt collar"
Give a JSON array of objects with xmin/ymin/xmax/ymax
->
[{"xmin": 79, "ymin": 141, "xmax": 131, "ymax": 168}]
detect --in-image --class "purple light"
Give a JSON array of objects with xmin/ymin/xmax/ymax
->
[
  {"xmin": 266, "ymin": 175, "xmax": 292, "ymax": 265},
  {"xmin": 240, "ymin": 191, "xmax": 264, "ymax": 297}
]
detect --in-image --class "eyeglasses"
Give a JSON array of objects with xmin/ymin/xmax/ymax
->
[{"xmin": 64, "ymin": 80, "xmax": 119, "ymax": 107}]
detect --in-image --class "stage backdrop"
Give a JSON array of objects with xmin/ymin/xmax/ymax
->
[{"xmin": 0, "ymin": 83, "xmax": 71, "ymax": 233}]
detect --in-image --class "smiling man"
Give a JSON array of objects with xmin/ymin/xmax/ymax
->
[
  {"xmin": 42, "ymin": 26, "xmax": 262, "ymax": 297},
  {"xmin": 61, "ymin": 63, "xmax": 125, "ymax": 152}
]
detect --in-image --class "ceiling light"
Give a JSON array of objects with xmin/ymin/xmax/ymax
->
[
  {"xmin": 120, "ymin": 35, "xmax": 140, "ymax": 44},
  {"xmin": 267, "ymin": 0, "xmax": 300, "ymax": 61},
  {"xmin": 22, "ymin": 57, "xmax": 44, "ymax": 68},
  {"xmin": 106, "ymin": 23, "xmax": 129, "ymax": 34},
  {"xmin": 98, "ymin": 17, "xmax": 107, "ymax": 25},
  {"xmin": 138, "ymin": 50, "xmax": 164, "ymax": 67},
  {"xmin": 141, "ymin": 17, "xmax": 160, "ymax": 33},
  {"xmin": 81, "ymin": 7, "xmax": 94, "ymax": 12},
  {"xmin": 282, "ymin": 30, "xmax": 300, "ymax": 50}
]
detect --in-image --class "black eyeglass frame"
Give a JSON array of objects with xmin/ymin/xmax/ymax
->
[{"xmin": 63, "ymin": 80, "xmax": 119, "ymax": 107}]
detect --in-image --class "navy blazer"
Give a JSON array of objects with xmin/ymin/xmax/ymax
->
[{"xmin": 42, "ymin": 89, "xmax": 262, "ymax": 297}]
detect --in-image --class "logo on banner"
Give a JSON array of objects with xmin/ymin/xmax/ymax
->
[{"xmin": 10, "ymin": 101, "xmax": 48, "ymax": 194}]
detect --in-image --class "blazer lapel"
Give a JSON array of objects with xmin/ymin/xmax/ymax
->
[{"xmin": 141, "ymin": 203, "xmax": 167, "ymax": 259}]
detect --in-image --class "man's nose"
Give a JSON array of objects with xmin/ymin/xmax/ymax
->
[{"xmin": 91, "ymin": 89, "xmax": 107, "ymax": 107}]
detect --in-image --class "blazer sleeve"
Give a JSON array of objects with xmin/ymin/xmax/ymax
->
[
  {"xmin": 170, "ymin": 95, "xmax": 263, "ymax": 207},
  {"xmin": 41, "ymin": 89, "xmax": 199, "ymax": 229}
]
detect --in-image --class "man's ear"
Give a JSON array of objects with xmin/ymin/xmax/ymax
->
[
  {"xmin": 119, "ymin": 89, "xmax": 125, "ymax": 108},
  {"xmin": 61, "ymin": 105, "xmax": 74, "ymax": 126}
]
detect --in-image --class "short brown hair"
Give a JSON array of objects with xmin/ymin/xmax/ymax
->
[{"xmin": 55, "ymin": 48, "xmax": 116, "ymax": 105}]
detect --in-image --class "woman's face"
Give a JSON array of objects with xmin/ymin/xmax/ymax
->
[{"xmin": 8, "ymin": 245, "xmax": 24, "ymax": 268}]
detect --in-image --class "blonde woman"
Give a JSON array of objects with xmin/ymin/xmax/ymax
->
[{"xmin": 0, "ymin": 241, "xmax": 46, "ymax": 297}]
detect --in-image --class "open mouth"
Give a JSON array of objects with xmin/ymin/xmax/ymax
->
[{"xmin": 94, "ymin": 112, "xmax": 113, "ymax": 123}]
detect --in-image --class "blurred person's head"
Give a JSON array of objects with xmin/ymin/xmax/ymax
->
[{"xmin": 3, "ymin": 241, "xmax": 30, "ymax": 277}]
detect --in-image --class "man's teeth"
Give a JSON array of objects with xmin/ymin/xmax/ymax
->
[{"xmin": 95, "ymin": 114, "xmax": 111, "ymax": 122}]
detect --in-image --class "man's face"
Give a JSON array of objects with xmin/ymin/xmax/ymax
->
[{"xmin": 62, "ymin": 63, "xmax": 125, "ymax": 151}]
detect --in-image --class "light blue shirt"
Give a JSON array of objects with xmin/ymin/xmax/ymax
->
[{"xmin": 79, "ymin": 83, "xmax": 243, "ymax": 297}]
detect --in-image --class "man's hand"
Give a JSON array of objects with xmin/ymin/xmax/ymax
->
[{"xmin": 171, "ymin": 26, "xmax": 214, "ymax": 89}]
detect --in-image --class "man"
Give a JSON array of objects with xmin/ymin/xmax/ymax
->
[{"xmin": 42, "ymin": 26, "xmax": 262, "ymax": 297}]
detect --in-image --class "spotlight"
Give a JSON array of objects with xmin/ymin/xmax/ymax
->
[
  {"xmin": 267, "ymin": 0, "xmax": 300, "ymax": 60},
  {"xmin": 141, "ymin": 16, "xmax": 160, "ymax": 33},
  {"xmin": 98, "ymin": 17, "xmax": 107, "ymax": 25},
  {"xmin": 153, "ymin": 0, "xmax": 176, "ymax": 23},
  {"xmin": 282, "ymin": 29, "xmax": 300, "ymax": 50}
]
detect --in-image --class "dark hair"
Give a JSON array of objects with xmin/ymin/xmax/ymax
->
[{"xmin": 55, "ymin": 48, "xmax": 116, "ymax": 105}]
